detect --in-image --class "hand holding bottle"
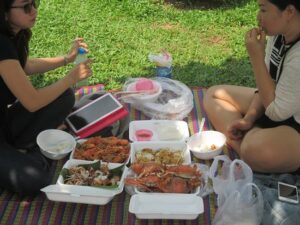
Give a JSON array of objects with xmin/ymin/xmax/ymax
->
[
  {"xmin": 67, "ymin": 59, "xmax": 93, "ymax": 87},
  {"xmin": 64, "ymin": 37, "xmax": 89, "ymax": 64}
]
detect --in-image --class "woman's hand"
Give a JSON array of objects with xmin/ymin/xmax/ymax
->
[
  {"xmin": 65, "ymin": 38, "xmax": 89, "ymax": 64},
  {"xmin": 245, "ymin": 28, "xmax": 266, "ymax": 61},
  {"xmin": 227, "ymin": 118, "xmax": 253, "ymax": 140},
  {"xmin": 67, "ymin": 59, "xmax": 93, "ymax": 85}
]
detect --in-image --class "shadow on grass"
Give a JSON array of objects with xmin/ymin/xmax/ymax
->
[
  {"xmin": 32, "ymin": 57, "xmax": 254, "ymax": 90},
  {"xmin": 164, "ymin": 0, "xmax": 252, "ymax": 10},
  {"xmin": 134, "ymin": 56, "xmax": 255, "ymax": 88}
]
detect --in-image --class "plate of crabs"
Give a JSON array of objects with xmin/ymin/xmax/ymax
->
[{"xmin": 125, "ymin": 141, "xmax": 205, "ymax": 220}]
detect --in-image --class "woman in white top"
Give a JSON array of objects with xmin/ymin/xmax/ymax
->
[{"xmin": 204, "ymin": 0, "xmax": 300, "ymax": 173}]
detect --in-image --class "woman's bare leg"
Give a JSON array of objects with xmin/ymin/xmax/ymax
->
[
  {"xmin": 204, "ymin": 85, "xmax": 300, "ymax": 172},
  {"xmin": 203, "ymin": 85, "xmax": 255, "ymax": 153},
  {"xmin": 241, "ymin": 126, "xmax": 300, "ymax": 173}
]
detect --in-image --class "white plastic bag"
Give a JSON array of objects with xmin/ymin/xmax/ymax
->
[
  {"xmin": 209, "ymin": 156, "xmax": 264, "ymax": 225},
  {"xmin": 212, "ymin": 183, "xmax": 264, "ymax": 225},
  {"xmin": 148, "ymin": 51, "xmax": 172, "ymax": 68},
  {"xmin": 209, "ymin": 155, "xmax": 253, "ymax": 206}
]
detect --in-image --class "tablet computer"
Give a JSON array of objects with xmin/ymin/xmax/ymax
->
[{"xmin": 66, "ymin": 93, "xmax": 128, "ymax": 138}]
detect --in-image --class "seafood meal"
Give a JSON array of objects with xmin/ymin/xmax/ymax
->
[
  {"xmin": 73, "ymin": 136, "xmax": 130, "ymax": 163},
  {"xmin": 125, "ymin": 162, "xmax": 202, "ymax": 193},
  {"xmin": 135, "ymin": 148, "xmax": 184, "ymax": 165},
  {"xmin": 61, "ymin": 162, "xmax": 123, "ymax": 188}
]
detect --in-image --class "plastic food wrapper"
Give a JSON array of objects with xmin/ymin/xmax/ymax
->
[
  {"xmin": 148, "ymin": 51, "xmax": 172, "ymax": 68},
  {"xmin": 122, "ymin": 77, "xmax": 194, "ymax": 120},
  {"xmin": 209, "ymin": 155, "xmax": 264, "ymax": 225}
]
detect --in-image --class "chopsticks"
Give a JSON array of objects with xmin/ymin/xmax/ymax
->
[
  {"xmin": 115, "ymin": 90, "xmax": 156, "ymax": 100},
  {"xmin": 115, "ymin": 91, "xmax": 148, "ymax": 100}
]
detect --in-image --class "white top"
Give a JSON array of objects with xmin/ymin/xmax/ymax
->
[{"xmin": 264, "ymin": 36, "xmax": 300, "ymax": 123}]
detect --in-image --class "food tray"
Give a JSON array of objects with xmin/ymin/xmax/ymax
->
[
  {"xmin": 129, "ymin": 120, "xmax": 189, "ymax": 142},
  {"xmin": 41, "ymin": 159, "xmax": 127, "ymax": 205},
  {"xmin": 130, "ymin": 141, "xmax": 191, "ymax": 164},
  {"xmin": 129, "ymin": 193, "xmax": 204, "ymax": 220},
  {"xmin": 69, "ymin": 137, "xmax": 131, "ymax": 164}
]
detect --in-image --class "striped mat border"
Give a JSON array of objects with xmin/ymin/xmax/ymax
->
[{"xmin": 0, "ymin": 87, "xmax": 238, "ymax": 225}]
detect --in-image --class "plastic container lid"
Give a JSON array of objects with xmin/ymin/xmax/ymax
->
[{"xmin": 135, "ymin": 78, "xmax": 154, "ymax": 91}]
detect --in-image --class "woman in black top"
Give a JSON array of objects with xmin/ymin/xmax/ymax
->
[{"xmin": 0, "ymin": 0, "xmax": 92, "ymax": 196}]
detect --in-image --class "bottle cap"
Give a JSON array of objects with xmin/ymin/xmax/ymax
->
[{"xmin": 78, "ymin": 47, "xmax": 86, "ymax": 54}]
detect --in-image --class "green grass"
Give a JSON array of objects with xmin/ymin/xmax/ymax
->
[{"xmin": 30, "ymin": 0, "xmax": 258, "ymax": 90}]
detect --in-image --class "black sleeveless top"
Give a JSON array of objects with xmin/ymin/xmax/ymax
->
[{"xmin": 0, "ymin": 34, "xmax": 19, "ymax": 130}]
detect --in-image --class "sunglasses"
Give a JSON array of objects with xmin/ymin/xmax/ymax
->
[{"xmin": 10, "ymin": 0, "xmax": 39, "ymax": 14}]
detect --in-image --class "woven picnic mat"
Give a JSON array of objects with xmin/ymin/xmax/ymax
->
[{"xmin": 0, "ymin": 87, "xmax": 238, "ymax": 225}]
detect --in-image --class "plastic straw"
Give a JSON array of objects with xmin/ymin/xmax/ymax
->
[{"xmin": 199, "ymin": 117, "xmax": 206, "ymax": 134}]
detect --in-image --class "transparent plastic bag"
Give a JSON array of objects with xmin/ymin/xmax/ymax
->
[
  {"xmin": 209, "ymin": 156, "xmax": 264, "ymax": 225},
  {"xmin": 197, "ymin": 163, "xmax": 214, "ymax": 197},
  {"xmin": 209, "ymin": 155, "xmax": 253, "ymax": 206},
  {"xmin": 212, "ymin": 183, "xmax": 264, "ymax": 225},
  {"xmin": 122, "ymin": 77, "xmax": 194, "ymax": 120},
  {"xmin": 148, "ymin": 51, "xmax": 172, "ymax": 68}
]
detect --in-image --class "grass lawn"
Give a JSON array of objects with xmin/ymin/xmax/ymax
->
[{"xmin": 30, "ymin": 0, "xmax": 258, "ymax": 90}]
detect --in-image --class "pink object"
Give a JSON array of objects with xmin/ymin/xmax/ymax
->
[
  {"xmin": 135, "ymin": 78, "xmax": 154, "ymax": 91},
  {"xmin": 135, "ymin": 129, "xmax": 153, "ymax": 141}
]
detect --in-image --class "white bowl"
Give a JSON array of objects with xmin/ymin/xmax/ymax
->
[
  {"xmin": 126, "ymin": 80, "xmax": 162, "ymax": 103},
  {"xmin": 37, "ymin": 129, "xmax": 76, "ymax": 160},
  {"xmin": 187, "ymin": 130, "xmax": 226, "ymax": 160}
]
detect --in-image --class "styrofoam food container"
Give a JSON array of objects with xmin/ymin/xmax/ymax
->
[
  {"xmin": 129, "ymin": 193, "xmax": 204, "ymax": 220},
  {"xmin": 41, "ymin": 159, "xmax": 127, "ymax": 205},
  {"xmin": 130, "ymin": 141, "xmax": 191, "ymax": 164},
  {"xmin": 135, "ymin": 184, "xmax": 201, "ymax": 195},
  {"xmin": 69, "ymin": 138, "xmax": 131, "ymax": 164},
  {"xmin": 187, "ymin": 130, "xmax": 226, "ymax": 160},
  {"xmin": 37, "ymin": 129, "xmax": 76, "ymax": 160},
  {"xmin": 126, "ymin": 80, "xmax": 162, "ymax": 103},
  {"xmin": 127, "ymin": 141, "xmax": 191, "ymax": 196},
  {"xmin": 69, "ymin": 138, "xmax": 86, "ymax": 159},
  {"xmin": 129, "ymin": 120, "xmax": 189, "ymax": 142},
  {"xmin": 133, "ymin": 162, "xmax": 202, "ymax": 195}
]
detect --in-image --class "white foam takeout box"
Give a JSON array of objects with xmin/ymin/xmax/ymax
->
[
  {"xmin": 129, "ymin": 120, "xmax": 189, "ymax": 142},
  {"xmin": 127, "ymin": 122, "xmax": 204, "ymax": 220},
  {"xmin": 69, "ymin": 139, "xmax": 131, "ymax": 165},
  {"xmin": 41, "ymin": 159, "xmax": 128, "ymax": 205},
  {"xmin": 129, "ymin": 193, "xmax": 203, "ymax": 220}
]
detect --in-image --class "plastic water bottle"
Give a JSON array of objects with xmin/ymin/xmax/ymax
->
[
  {"xmin": 148, "ymin": 51, "xmax": 172, "ymax": 79},
  {"xmin": 156, "ymin": 66, "xmax": 172, "ymax": 79},
  {"xmin": 74, "ymin": 47, "xmax": 88, "ymax": 88}
]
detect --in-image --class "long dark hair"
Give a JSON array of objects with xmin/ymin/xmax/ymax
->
[
  {"xmin": 0, "ymin": 0, "xmax": 32, "ymax": 67},
  {"xmin": 269, "ymin": 0, "xmax": 300, "ymax": 11}
]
